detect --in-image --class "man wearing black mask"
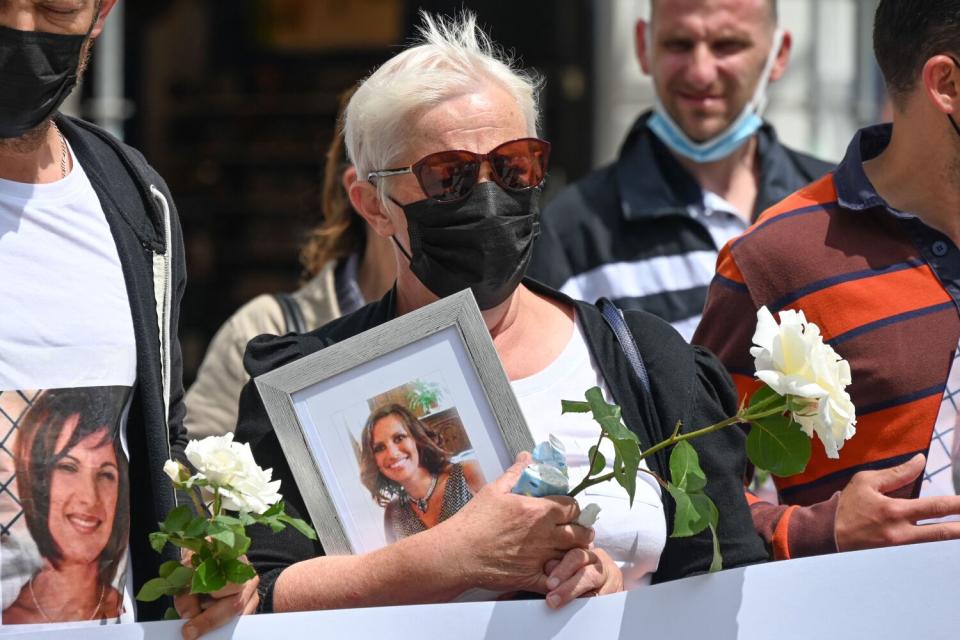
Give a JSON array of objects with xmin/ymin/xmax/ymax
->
[{"xmin": 0, "ymin": 1, "xmax": 255, "ymax": 636}]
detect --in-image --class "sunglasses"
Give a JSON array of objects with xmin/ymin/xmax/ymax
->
[{"xmin": 367, "ymin": 137, "xmax": 551, "ymax": 203}]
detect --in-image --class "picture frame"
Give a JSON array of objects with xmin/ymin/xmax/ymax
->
[{"xmin": 255, "ymin": 290, "xmax": 534, "ymax": 555}]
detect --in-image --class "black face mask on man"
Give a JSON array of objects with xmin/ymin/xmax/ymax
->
[
  {"xmin": 0, "ymin": 21, "xmax": 92, "ymax": 139},
  {"xmin": 390, "ymin": 181, "xmax": 541, "ymax": 310}
]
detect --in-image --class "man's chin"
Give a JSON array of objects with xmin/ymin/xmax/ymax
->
[{"xmin": 0, "ymin": 120, "xmax": 51, "ymax": 154}]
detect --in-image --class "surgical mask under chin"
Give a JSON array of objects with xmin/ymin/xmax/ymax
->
[
  {"xmin": 0, "ymin": 25, "xmax": 90, "ymax": 139},
  {"xmin": 389, "ymin": 181, "xmax": 541, "ymax": 310},
  {"xmin": 646, "ymin": 28, "xmax": 784, "ymax": 164}
]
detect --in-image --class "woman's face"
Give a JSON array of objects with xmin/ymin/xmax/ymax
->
[
  {"xmin": 47, "ymin": 416, "xmax": 119, "ymax": 565},
  {"xmin": 371, "ymin": 414, "xmax": 420, "ymax": 486}
]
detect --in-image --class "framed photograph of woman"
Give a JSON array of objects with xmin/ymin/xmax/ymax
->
[{"xmin": 255, "ymin": 290, "xmax": 534, "ymax": 555}]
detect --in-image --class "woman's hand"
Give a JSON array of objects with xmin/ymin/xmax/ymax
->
[
  {"xmin": 443, "ymin": 452, "xmax": 595, "ymax": 594},
  {"xmin": 173, "ymin": 551, "xmax": 259, "ymax": 640},
  {"xmin": 543, "ymin": 546, "xmax": 623, "ymax": 608}
]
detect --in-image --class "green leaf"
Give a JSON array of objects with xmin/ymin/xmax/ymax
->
[
  {"xmin": 587, "ymin": 445, "xmax": 606, "ymax": 476},
  {"xmin": 278, "ymin": 514, "xmax": 318, "ymax": 540},
  {"xmin": 261, "ymin": 501, "xmax": 284, "ymax": 518},
  {"xmin": 690, "ymin": 493, "xmax": 719, "ymax": 530},
  {"xmin": 585, "ymin": 388, "xmax": 636, "ymax": 444},
  {"xmin": 561, "ymin": 399, "xmax": 591, "ymax": 414},
  {"xmin": 164, "ymin": 607, "xmax": 181, "ymax": 621},
  {"xmin": 669, "ymin": 441, "xmax": 707, "ymax": 493},
  {"xmin": 708, "ymin": 523, "xmax": 723, "ymax": 572},
  {"xmin": 581, "ymin": 387, "xmax": 641, "ymax": 506},
  {"xmin": 162, "ymin": 505, "xmax": 193, "ymax": 534},
  {"xmin": 223, "ymin": 558, "xmax": 257, "ymax": 584},
  {"xmin": 212, "ymin": 514, "xmax": 243, "ymax": 527},
  {"xmin": 158, "ymin": 560, "xmax": 181, "ymax": 579},
  {"xmin": 612, "ymin": 444, "xmax": 639, "ymax": 507},
  {"xmin": 166, "ymin": 565, "xmax": 194, "ymax": 590},
  {"xmin": 209, "ymin": 528, "xmax": 236, "ymax": 549},
  {"xmin": 234, "ymin": 530, "xmax": 252, "ymax": 556},
  {"xmin": 136, "ymin": 577, "xmax": 174, "ymax": 602},
  {"xmin": 746, "ymin": 413, "xmax": 811, "ymax": 477},
  {"xmin": 166, "ymin": 535, "xmax": 204, "ymax": 553},
  {"xmin": 192, "ymin": 558, "xmax": 227, "ymax": 594},
  {"xmin": 667, "ymin": 484, "xmax": 695, "ymax": 537},
  {"xmin": 748, "ymin": 384, "xmax": 780, "ymax": 411},
  {"xmin": 184, "ymin": 516, "xmax": 208, "ymax": 538},
  {"xmin": 667, "ymin": 484, "xmax": 716, "ymax": 538},
  {"xmin": 149, "ymin": 532, "xmax": 169, "ymax": 554}
]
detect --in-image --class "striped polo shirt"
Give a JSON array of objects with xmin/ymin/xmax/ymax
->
[{"xmin": 694, "ymin": 123, "xmax": 960, "ymax": 559}]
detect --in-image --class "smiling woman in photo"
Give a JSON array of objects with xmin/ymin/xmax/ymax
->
[
  {"xmin": 3, "ymin": 388, "xmax": 129, "ymax": 624},
  {"xmin": 359, "ymin": 404, "xmax": 484, "ymax": 541}
]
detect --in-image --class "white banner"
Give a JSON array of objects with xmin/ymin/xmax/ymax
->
[{"xmin": 4, "ymin": 539, "xmax": 958, "ymax": 639}]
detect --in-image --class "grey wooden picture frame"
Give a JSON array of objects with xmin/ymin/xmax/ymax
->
[{"xmin": 255, "ymin": 289, "xmax": 534, "ymax": 555}]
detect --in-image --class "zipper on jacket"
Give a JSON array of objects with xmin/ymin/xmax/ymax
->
[{"xmin": 150, "ymin": 184, "xmax": 176, "ymax": 505}]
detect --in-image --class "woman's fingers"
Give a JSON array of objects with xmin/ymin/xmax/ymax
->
[
  {"xmin": 545, "ymin": 547, "xmax": 594, "ymax": 590},
  {"xmin": 174, "ymin": 593, "xmax": 202, "ymax": 620},
  {"xmin": 180, "ymin": 578, "xmax": 259, "ymax": 640},
  {"xmin": 543, "ymin": 559, "xmax": 561, "ymax": 576},
  {"xmin": 545, "ymin": 564, "xmax": 602, "ymax": 608}
]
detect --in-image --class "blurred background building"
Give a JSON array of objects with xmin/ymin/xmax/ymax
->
[{"xmin": 69, "ymin": 0, "xmax": 889, "ymax": 385}]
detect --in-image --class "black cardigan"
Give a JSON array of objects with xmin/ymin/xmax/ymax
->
[{"xmin": 235, "ymin": 280, "xmax": 768, "ymax": 611}]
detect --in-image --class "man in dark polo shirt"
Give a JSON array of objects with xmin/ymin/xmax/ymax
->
[{"xmin": 530, "ymin": 0, "xmax": 830, "ymax": 341}]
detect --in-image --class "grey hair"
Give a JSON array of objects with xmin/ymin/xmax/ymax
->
[{"xmin": 343, "ymin": 11, "xmax": 543, "ymax": 205}]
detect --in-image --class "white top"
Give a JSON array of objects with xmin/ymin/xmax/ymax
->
[
  {"xmin": 697, "ymin": 190, "xmax": 750, "ymax": 251},
  {"xmin": 920, "ymin": 339, "xmax": 960, "ymax": 523},
  {"xmin": 0, "ymin": 141, "xmax": 137, "ymax": 627},
  {"xmin": 511, "ymin": 316, "xmax": 666, "ymax": 589}
]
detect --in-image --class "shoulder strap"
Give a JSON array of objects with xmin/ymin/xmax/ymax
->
[
  {"xmin": 272, "ymin": 292, "xmax": 307, "ymax": 334},
  {"xmin": 596, "ymin": 297, "xmax": 661, "ymax": 431},
  {"xmin": 597, "ymin": 298, "xmax": 651, "ymax": 393}
]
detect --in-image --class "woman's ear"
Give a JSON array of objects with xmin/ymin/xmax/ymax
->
[
  {"xmin": 349, "ymin": 180, "xmax": 396, "ymax": 238},
  {"xmin": 341, "ymin": 165, "xmax": 358, "ymax": 194}
]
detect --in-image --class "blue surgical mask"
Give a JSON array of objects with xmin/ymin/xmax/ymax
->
[{"xmin": 646, "ymin": 28, "xmax": 784, "ymax": 164}]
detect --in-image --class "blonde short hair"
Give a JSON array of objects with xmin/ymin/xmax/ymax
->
[{"xmin": 343, "ymin": 11, "xmax": 542, "ymax": 205}]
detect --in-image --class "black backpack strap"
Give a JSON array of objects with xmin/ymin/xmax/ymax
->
[
  {"xmin": 596, "ymin": 297, "xmax": 660, "ymax": 429},
  {"xmin": 272, "ymin": 292, "xmax": 307, "ymax": 334}
]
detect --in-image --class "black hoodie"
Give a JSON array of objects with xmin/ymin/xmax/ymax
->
[{"xmin": 55, "ymin": 115, "xmax": 188, "ymax": 622}]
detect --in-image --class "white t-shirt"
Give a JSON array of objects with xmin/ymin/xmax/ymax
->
[
  {"xmin": 511, "ymin": 316, "xmax": 667, "ymax": 589},
  {"xmin": 0, "ymin": 141, "xmax": 137, "ymax": 628}
]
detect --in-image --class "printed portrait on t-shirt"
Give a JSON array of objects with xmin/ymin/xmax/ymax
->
[{"xmin": 0, "ymin": 387, "xmax": 131, "ymax": 624}]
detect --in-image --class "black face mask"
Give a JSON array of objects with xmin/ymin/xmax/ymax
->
[
  {"xmin": 0, "ymin": 24, "xmax": 90, "ymax": 139},
  {"xmin": 391, "ymin": 181, "xmax": 541, "ymax": 310}
]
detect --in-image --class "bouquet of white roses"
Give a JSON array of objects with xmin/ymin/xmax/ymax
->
[
  {"xmin": 137, "ymin": 433, "xmax": 316, "ymax": 618},
  {"xmin": 565, "ymin": 306, "xmax": 857, "ymax": 570}
]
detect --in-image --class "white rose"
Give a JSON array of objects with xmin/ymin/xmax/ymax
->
[
  {"xmin": 163, "ymin": 459, "xmax": 184, "ymax": 484},
  {"xmin": 185, "ymin": 434, "xmax": 282, "ymax": 514},
  {"xmin": 185, "ymin": 433, "xmax": 248, "ymax": 487},
  {"xmin": 750, "ymin": 306, "xmax": 857, "ymax": 458}
]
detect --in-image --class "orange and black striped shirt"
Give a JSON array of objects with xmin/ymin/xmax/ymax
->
[{"xmin": 694, "ymin": 124, "xmax": 960, "ymax": 559}]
